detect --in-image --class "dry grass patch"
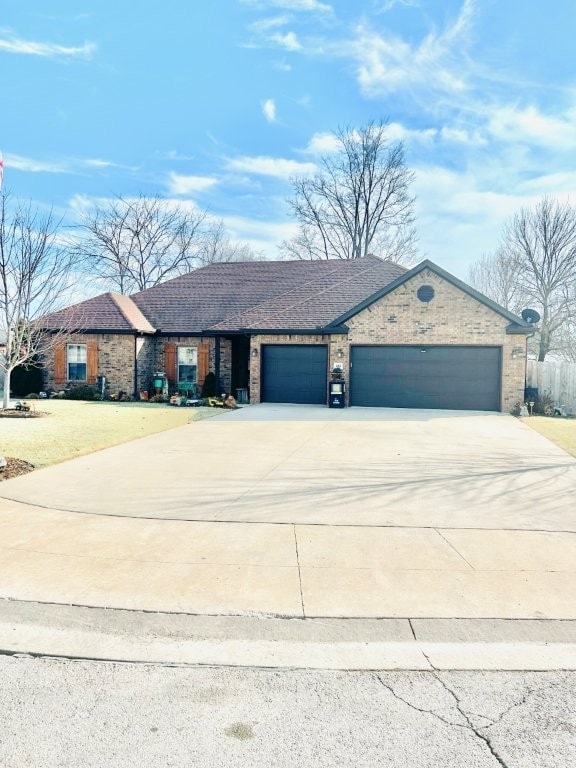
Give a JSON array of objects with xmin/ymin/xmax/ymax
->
[
  {"xmin": 523, "ymin": 416, "xmax": 576, "ymax": 458},
  {"xmin": 0, "ymin": 400, "xmax": 218, "ymax": 468}
]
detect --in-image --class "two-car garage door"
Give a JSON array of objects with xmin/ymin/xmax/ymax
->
[
  {"xmin": 260, "ymin": 343, "xmax": 502, "ymax": 411},
  {"xmin": 350, "ymin": 345, "xmax": 501, "ymax": 411}
]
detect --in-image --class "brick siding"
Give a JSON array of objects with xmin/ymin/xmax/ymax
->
[
  {"xmin": 43, "ymin": 333, "xmax": 136, "ymax": 395},
  {"xmin": 345, "ymin": 269, "xmax": 526, "ymax": 411},
  {"xmin": 249, "ymin": 270, "xmax": 526, "ymax": 411}
]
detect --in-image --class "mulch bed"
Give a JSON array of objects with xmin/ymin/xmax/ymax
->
[
  {"xmin": 0, "ymin": 409, "xmax": 46, "ymax": 419},
  {"xmin": 0, "ymin": 457, "xmax": 35, "ymax": 481}
]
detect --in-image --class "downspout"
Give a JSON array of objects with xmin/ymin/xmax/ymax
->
[
  {"xmin": 524, "ymin": 330, "xmax": 537, "ymax": 394},
  {"xmin": 133, "ymin": 334, "xmax": 138, "ymax": 399},
  {"xmin": 215, "ymin": 336, "xmax": 221, "ymax": 394}
]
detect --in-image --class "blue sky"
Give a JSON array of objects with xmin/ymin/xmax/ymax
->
[{"xmin": 1, "ymin": 0, "xmax": 575, "ymax": 279}]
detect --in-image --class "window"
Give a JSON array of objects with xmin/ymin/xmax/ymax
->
[
  {"xmin": 177, "ymin": 347, "xmax": 197, "ymax": 393},
  {"xmin": 67, "ymin": 344, "xmax": 87, "ymax": 381}
]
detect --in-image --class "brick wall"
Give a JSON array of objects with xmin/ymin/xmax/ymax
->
[
  {"xmin": 43, "ymin": 333, "xmax": 136, "ymax": 395},
  {"xmin": 345, "ymin": 269, "xmax": 526, "ymax": 411},
  {"xmin": 155, "ymin": 337, "xmax": 232, "ymax": 394},
  {"xmin": 44, "ymin": 334, "xmax": 234, "ymax": 399}
]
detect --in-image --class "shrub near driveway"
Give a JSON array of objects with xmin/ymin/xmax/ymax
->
[
  {"xmin": 0, "ymin": 400, "xmax": 216, "ymax": 469},
  {"xmin": 523, "ymin": 416, "xmax": 576, "ymax": 458}
]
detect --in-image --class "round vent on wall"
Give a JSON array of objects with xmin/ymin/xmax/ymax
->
[{"xmin": 417, "ymin": 285, "xmax": 435, "ymax": 303}]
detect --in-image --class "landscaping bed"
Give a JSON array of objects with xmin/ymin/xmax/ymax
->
[
  {"xmin": 0, "ymin": 458, "xmax": 35, "ymax": 482},
  {"xmin": 0, "ymin": 409, "xmax": 46, "ymax": 419}
]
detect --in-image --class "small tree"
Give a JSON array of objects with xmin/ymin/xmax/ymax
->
[
  {"xmin": 196, "ymin": 219, "xmax": 262, "ymax": 265},
  {"xmin": 76, "ymin": 194, "xmax": 207, "ymax": 294},
  {"xmin": 0, "ymin": 194, "xmax": 78, "ymax": 409},
  {"xmin": 468, "ymin": 248, "xmax": 525, "ymax": 314},
  {"xmin": 282, "ymin": 120, "xmax": 417, "ymax": 264}
]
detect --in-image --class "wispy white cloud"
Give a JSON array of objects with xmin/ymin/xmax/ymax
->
[
  {"xmin": 249, "ymin": 15, "xmax": 291, "ymax": 33},
  {"xmin": 303, "ymin": 123, "xmax": 435, "ymax": 156},
  {"xmin": 242, "ymin": 0, "xmax": 332, "ymax": 12},
  {"xmin": 486, "ymin": 104, "xmax": 576, "ymax": 151},
  {"xmin": 161, "ymin": 150, "xmax": 197, "ymax": 161},
  {"xmin": 518, "ymin": 172, "xmax": 576, "ymax": 197},
  {"xmin": 375, "ymin": 0, "xmax": 420, "ymax": 11},
  {"xmin": 5, "ymin": 153, "xmax": 69, "ymax": 174},
  {"xmin": 439, "ymin": 126, "xmax": 487, "ymax": 146},
  {"xmin": 220, "ymin": 213, "xmax": 299, "ymax": 257},
  {"xmin": 226, "ymin": 155, "xmax": 316, "ymax": 178},
  {"xmin": 262, "ymin": 98, "xmax": 277, "ymax": 122},
  {"xmin": 166, "ymin": 172, "xmax": 218, "ymax": 195},
  {"xmin": 0, "ymin": 29, "xmax": 96, "ymax": 58},
  {"xmin": 385, "ymin": 122, "xmax": 437, "ymax": 143},
  {"xmin": 304, "ymin": 132, "xmax": 341, "ymax": 153},
  {"xmin": 339, "ymin": 0, "xmax": 474, "ymax": 97},
  {"xmin": 270, "ymin": 31, "xmax": 302, "ymax": 50},
  {"xmin": 4, "ymin": 152, "xmax": 137, "ymax": 176}
]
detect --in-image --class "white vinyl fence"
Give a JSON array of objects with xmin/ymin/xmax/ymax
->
[{"xmin": 525, "ymin": 360, "xmax": 576, "ymax": 415}]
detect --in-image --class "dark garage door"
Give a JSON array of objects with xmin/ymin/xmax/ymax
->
[
  {"xmin": 261, "ymin": 345, "xmax": 328, "ymax": 404},
  {"xmin": 350, "ymin": 345, "xmax": 501, "ymax": 411}
]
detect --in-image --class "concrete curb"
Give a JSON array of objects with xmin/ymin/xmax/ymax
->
[{"xmin": 2, "ymin": 600, "xmax": 576, "ymax": 671}]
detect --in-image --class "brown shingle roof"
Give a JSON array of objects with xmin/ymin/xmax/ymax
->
[
  {"xmin": 209, "ymin": 257, "xmax": 406, "ymax": 330},
  {"xmin": 42, "ymin": 293, "xmax": 156, "ymax": 333},
  {"xmin": 42, "ymin": 257, "xmax": 407, "ymax": 334},
  {"xmin": 132, "ymin": 256, "xmax": 406, "ymax": 333}
]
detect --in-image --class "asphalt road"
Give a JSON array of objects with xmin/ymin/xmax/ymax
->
[{"xmin": 1, "ymin": 657, "xmax": 574, "ymax": 768}]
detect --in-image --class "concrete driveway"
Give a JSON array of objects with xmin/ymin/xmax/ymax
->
[
  {"xmin": 1, "ymin": 405, "xmax": 576, "ymax": 624},
  {"xmin": 2, "ymin": 404, "xmax": 576, "ymax": 529}
]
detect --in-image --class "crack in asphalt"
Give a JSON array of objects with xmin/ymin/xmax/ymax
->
[
  {"xmin": 373, "ymin": 671, "xmax": 567, "ymax": 768},
  {"xmin": 431, "ymin": 673, "xmax": 509, "ymax": 768}
]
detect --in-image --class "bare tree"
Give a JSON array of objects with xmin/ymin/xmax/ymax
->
[
  {"xmin": 0, "ymin": 194, "xmax": 78, "ymax": 409},
  {"xmin": 281, "ymin": 120, "xmax": 418, "ymax": 264},
  {"xmin": 197, "ymin": 219, "xmax": 262, "ymax": 265},
  {"xmin": 469, "ymin": 197, "xmax": 576, "ymax": 361},
  {"xmin": 468, "ymin": 248, "xmax": 525, "ymax": 314},
  {"xmin": 76, "ymin": 195, "xmax": 207, "ymax": 294}
]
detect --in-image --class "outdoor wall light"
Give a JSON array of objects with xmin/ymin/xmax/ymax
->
[
  {"xmin": 512, "ymin": 347, "xmax": 524, "ymax": 359},
  {"xmin": 251, "ymin": 347, "xmax": 259, "ymax": 358},
  {"xmin": 337, "ymin": 347, "xmax": 344, "ymax": 358}
]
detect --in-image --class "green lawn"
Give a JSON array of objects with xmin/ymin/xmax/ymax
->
[
  {"xmin": 523, "ymin": 416, "xmax": 576, "ymax": 458},
  {"xmin": 0, "ymin": 399, "xmax": 218, "ymax": 468}
]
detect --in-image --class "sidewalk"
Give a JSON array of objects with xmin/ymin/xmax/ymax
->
[{"xmin": 1, "ymin": 498, "xmax": 576, "ymax": 620}]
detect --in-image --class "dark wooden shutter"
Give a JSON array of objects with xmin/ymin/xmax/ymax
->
[
  {"xmin": 87, "ymin": 341, "xmax": 99, "ymax": 384},
  {"xmin": 164, "ymin": 342, "xmax": 176, "ymax": 384},
  {"xmin": 54, "ymin": 343, "xmax": 66, "ymax": 386},
  {"xmin": 198, "ymin": 342, "xmax": 210, "ymax": 385}
]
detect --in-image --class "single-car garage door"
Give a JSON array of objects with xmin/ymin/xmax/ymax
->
[
  {"xmin": 350, "ymin": 345, "xmax": 501, "ymax": 411},
  {"xmin": 261, "ymin": 344, "xmax": 328, "ymax": 404}
]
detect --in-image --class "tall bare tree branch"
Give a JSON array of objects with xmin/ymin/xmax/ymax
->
[
  {"xmin": 0, "ymin": 193, "xmax": 79, "ymax": 409},
  {"xmin": 75, "ymin": 195, "xmax": 207, "ymax": 294},
  {"xmin": 281, "ymin": 120, "xmax": 418, "ymax": 264},
  {"xmin": 469, "ymin": 197, "xmax": 576, "ymax": 361}
]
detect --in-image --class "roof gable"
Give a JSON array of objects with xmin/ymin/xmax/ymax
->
[{"xmin": 327, "ymin": 259, "xmax": 534, "ymax": 333}]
